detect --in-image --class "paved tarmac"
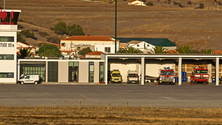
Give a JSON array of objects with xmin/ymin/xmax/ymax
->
[{"xmin": 0, "ymin": 84, "xmax": 222, "ymax": 108}]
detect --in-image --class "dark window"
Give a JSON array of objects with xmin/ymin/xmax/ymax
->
[
  {"xmin": 77, "ymin": 47, "xmax": 80, "ymax": 50},
  {"xmin": 0, "ymin": 55, "xmax": 14, "ymax": 60},
  {"xmin": 69, "ymin": 62, "xmax": 79, "ymax": 82},
  {"xmin": 89, "ymin": 62, "xmax": 94, "ymax": 82},
  {"xmin": 48, "ymin": 62, "xmax": 58, "ymax": 82},
  {"xmin": 87, "ymin": 47, "xmax": 90, "ymax": 49},
  {"xmin": 105, "ymin": 47, "xmax": 110, "ymax": 53},
  {"xmin": 0, "ymin": 73, "xmax": 14, "ymax": 78},
  {"xmin": 137, "ymin": 45, "xmax": 139, "ymax": 47},
  {"xmin": 0, "ymin": 37, "xmax": 14, "ymax": 42},
  {"xmin": 62, "ymin": 43, "xmax": 65, "ymax": 47},
  {"xmin": 99, "ymin": 62, "xmax": 104, "ymax": 82}
]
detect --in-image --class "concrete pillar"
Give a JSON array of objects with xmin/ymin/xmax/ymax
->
[
  {"xmin": 45, "ymin": 61, "xmax": 48, "ymax": 82},
  {"xmin": 17, "ymin": 60, "xmax": 20, "ymax": 82},
  {"xmin": 216, "ymin": 57, "xmax": 219, "ymax": 86},
  {"xmin": 105, "ymin": 56, "xmax": 108, "ymax": 85},
  {"xmin": 141, "ymin": 57, "xmax": 145, "ymax": 85},
  {"xmin": 178, "ymin": 57, "xmax": 182, "ymax": 85},
  {"xmin": 208, "ymin": 64, "xmax": 212, "ymax": 83}
]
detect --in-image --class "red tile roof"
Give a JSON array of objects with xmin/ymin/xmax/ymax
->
[
  {"xmin": 62, "ymin": 36, "xmax": 116, "ymax": 41},
  {"xmin": 85, "ymin": 51, "xmax": 104, "ymax": 55},
  {"xmin": 213, "ymin": 50, "xmax": 222, "ymax": 54},
  {"xmin": 167, "ymin": 50, "xmax": 179, "ymax": 54}
]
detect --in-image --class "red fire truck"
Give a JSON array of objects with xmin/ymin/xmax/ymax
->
[
  {"xmin": 190, "ymin": 66, "xmax": 209, "ymax": 84},
  {"xmin": 158, "ymin": 67, "xmax": 175, "ymax": 85}
]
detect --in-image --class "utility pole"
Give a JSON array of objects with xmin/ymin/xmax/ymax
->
[
  {"xmin": 4, "ymin": 0, "xmax": 5, "ymax": 9},
  {"xmin": 114, "ymin": 0, "xmax": 117, "ymax": 53}
]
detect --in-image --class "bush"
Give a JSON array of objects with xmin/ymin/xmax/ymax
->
[
  {"xmin": 21, "ymin": 29, "xmax": 35, "ymax": 39},
  {"xmin": 47, "ymin": 37, "xmax": 60, "ymax": 44},
  {"xmin": 67, "ymin": 25, "xmax": 85, "ymax": 36},
  {"xmin": 187, "ymin": 1, "xmax": 192, "ymax": 5},
  {"xmin": 31, "ymin": 29, "xmax": 39, "ymax": 32},
  {"xmin": 146, "ymin": 2, "xmax": 154, "ymax": 6},
  {"xmin": 178, "ymin": 3, "xmax": 185, "ymax": 8},
  {"xmin": 39, "ymin": 31, "xmax": 49, "ymax": 37},
  {"xmin": 167, "ymin": 0, "xmax": 171, "ymax": 4},
  {"xmin": 196, "ymin": 3, "xmax": 204, "ymax": 9},
  {"xmin": 78, "ymin": 48, "xmax": 92, "ymax": 56}
]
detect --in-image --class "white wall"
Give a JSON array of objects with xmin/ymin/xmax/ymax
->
[
  {"xmin": 145, "ymin": 64, "xmax": 175, "ymax": 77},
  {"xmin": 95, "ymin": 44, "xmax": 119, "ymax": 53},
  {"xmin": 0, "ymin": 32, "xmax": 17, "ymax": 83}
]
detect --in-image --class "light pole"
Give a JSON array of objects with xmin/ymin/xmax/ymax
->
[
  {"xmin": 4, "ymin": 0, "xmax": 5, "ymax": 9},
  {"xmin": 114, "ymin": 0, "xmax": 117, "ymax": 53}
]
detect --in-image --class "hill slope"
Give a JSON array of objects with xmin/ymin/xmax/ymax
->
[{"xmin": 2, "ymin": 0, "xmax": 222, "ymax": 50}]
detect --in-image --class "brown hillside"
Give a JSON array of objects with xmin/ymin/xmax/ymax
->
[{"xmin": 2, "ymin": 0, "xmax": 222, "ymax": 50}]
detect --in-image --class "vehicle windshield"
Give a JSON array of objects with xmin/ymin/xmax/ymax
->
[
  {"xmin": 128, "ymin": 74, "xmax": 138, "ymax": 77},
  {"xmin": 196, "ymin": 70, "xmax": 208, "ymax": 74},
  {"xmin": 112, "ymin": 73, "xmax": 121, "ymax": 77},
  {"xmin": 161, "ymin": 71, "xmax": 174, "ymax": 75}
]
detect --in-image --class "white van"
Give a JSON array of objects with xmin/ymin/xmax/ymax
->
[{"xmin": 18, "ymin": 75, "xmax": 40, "ymax": 84}]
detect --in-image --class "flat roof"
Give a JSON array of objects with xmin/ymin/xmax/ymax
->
[
  {"xmin": 102, "ymin": 53, "xmax": 222, "ymax": 59},
  {"xmin": 1, "ymin": 9, "xmax": 21, "ymax": 12}
]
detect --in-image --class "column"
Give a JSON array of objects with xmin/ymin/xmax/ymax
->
[
  {"xmin": 178, "ymin": 57, "xmax": 182, "ymax": 86},
  {"xmin": 141, "ymin": 57, "xmax": 145, "ymax": 85},
  {"xmin": 45, "ymin": 61, "xmax": 48, "ymax": 82},
  {"xmin": 105, "ymin": 56, "xmax": 108, "ymax": 85},
  {"xmin": 216, "ymin": 57, "xmax": 219, "ymax": 86},
  {"xmin": 208, "ymin": 64, "xmax": 212, "ymax": 83}
]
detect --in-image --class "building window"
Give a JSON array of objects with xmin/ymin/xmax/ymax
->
[
  {"xmin": 0, "ymin": 37, "xmax": 14, "ymax": 42},
  {"xmin": 0, "ymin": 55, "xmax": 14, "ymax": 60},
  {"xmin": 137, "ymin": 45, "xmax": 139, "ymax": 47},
  {"xmin": 77, "ymin": 47, "xmax": 80, "ymax": 50},
  {"xmin": 0, "ymin": 73, "xmax": 14, "ymax": 78},
  {"xmin": 62, "ymin": 43, "xmax": 65, "ymax": 47},
  {"xmin": 99, "ymin": 62, "xmax": 104, "ymax": 83},
  {"xmin": 48, "ymin": 62, "xmax": 58, "ymax": 82},
  {"xmin": 147, "ymin": 45, "xmax": 149, "ymax": 47},
  {"xmin": 105, "ymin": 47, "xmax": 110, "ymax": 53},
  {"xmin": 87, "ymin": 47, "xmax": 90, "ymax": 49},
  {"xmin": 89, "ymin": 62, "xmax": 94, "ymax": 82},
  {"xmin": 69, "ymin": 62, "xmax": 79, "ymax": 82}
]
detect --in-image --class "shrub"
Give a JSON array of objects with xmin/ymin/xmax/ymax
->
[
  {"xmin": 178, "ymin": 3, "xmax": 185, "ymax": 8},
  {"xmin": 39, "ymin": 31, "xmax": 49, "ymax": 37},
  {"xmin": 47, "ymin": 37, "xmax": 60, "ymax": 44},
  {"xmin": 31, "ymin": 29, "xmax": 39, "ymax": 32},
  {"xmin": 21, "ymin": 29, "xmax": 35, "ymax": 39},
  {"xmin": 53, "ymin": 22, "xmax": 85, "ymax": 36},
  {"xmin": 78, "ymin": 48, "xmax": 92, "ymax": 56},
  {"xmin": 146, "ymin": 2, "xmax": 154, "ymax": 6},
  {"xmin": 18, "ymin": 25, "xmax": 24, "ymax": 29},
  {"xmin": 187, "ymin": 1, "xmax": 192, "ymax": 5},
  {"xmin": 38, "ymin": 43, "xmax": 61, "ymax": 57}
]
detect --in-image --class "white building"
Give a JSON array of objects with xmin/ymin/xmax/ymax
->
[
  {"xmin": 0, "ymin": 9, "xmax": 21, "ymax": 83},
  {"xmin": 60, "ymin": 36, "xmax": 119, "ymax": 56},
  {"xmin": 127, "ymin": 41, "xmax": 155, "ymax": 52}
]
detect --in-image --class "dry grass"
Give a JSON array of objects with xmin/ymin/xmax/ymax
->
[{"xmin": 1, "ymin": 101, "xmax": 222, "ymax": 124}]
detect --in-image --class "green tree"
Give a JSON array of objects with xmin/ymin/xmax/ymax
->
[
  {"xmin": 68, "ymin": 25, "xmax": 85, "ymax": 36},
  {"xmin": 17, "ymin": 32, "xmax": 26, "ymax": 43},
  {"xmin": 117, "ymin": 47, "xmax": 143, "ymax": 53},
  {"xmin": 54, "ymin": 22, "xmax": 66, "ymax": 35},
  {"xmin": 38, "ymin": 43, "xmax": 61, "ymax": 57},
  {"xmin": 149, "ymin": 46, "xmax": 167, "ymax": 54},
  {"xmin": 176, "ymin": 45, "xmax": 193, "ymax": 54},
  {"xmin": 78, "ymin": 48, "xmax": 92, "ymax": 56},
  {"xmin": 17, "ymin": 48, "xmax": 32, "ymax": 57},
  {"xmin": 65, "ymin": 24, "xmax": 76, "ymax": 35}
]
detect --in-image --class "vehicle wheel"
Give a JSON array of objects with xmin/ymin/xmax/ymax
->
[
  {"xmin": 34, "ymin": 81, "xmax": 38, "ymax": 84},
  {"xmin": 21, "ymin": 82, "xmax": 24, "ymax": 84}
]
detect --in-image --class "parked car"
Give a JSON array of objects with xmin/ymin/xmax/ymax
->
[
  {"xmin": 127, "ymin": 70, "xmax": 139, "ymax": 84},
  {"xmin": 18, "ymin": 75, "xmax": 40, "ymax": 84}
]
